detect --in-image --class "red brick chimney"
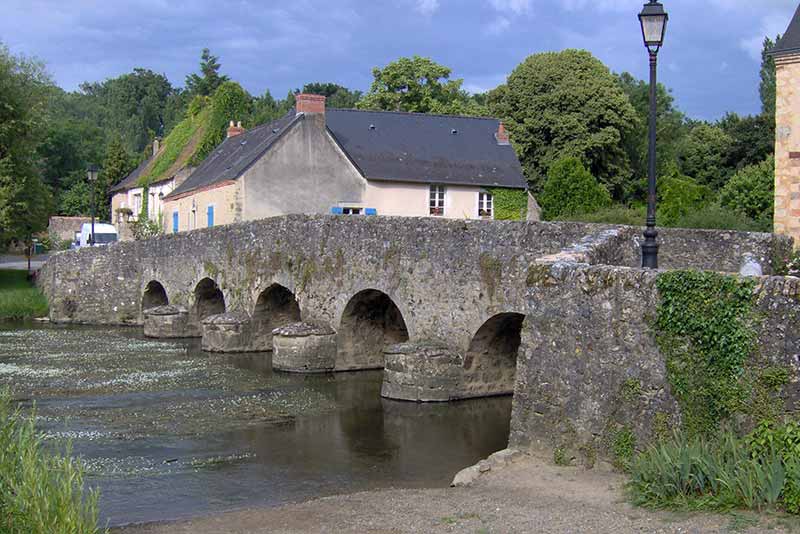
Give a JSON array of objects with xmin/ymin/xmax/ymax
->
[
  {"xmin": 296, "ymin": 93, "xmax": 326, "ymax": 115},
  {"xmin": 227, "ymin": 120, "xmax": 245, "ymax": 139},
  {"xmin": 496, "ymin": 122, "xmax": 510, "ymax": 145}
]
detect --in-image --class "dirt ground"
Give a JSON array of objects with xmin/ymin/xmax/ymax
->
[{"xmin": 114, "ymin": 452, "xmax": 800, "ymax": 534}]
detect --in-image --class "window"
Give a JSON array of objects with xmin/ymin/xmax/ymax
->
[
  {"xmin": 478, "ymin": 191, "xmax": 493, "ymax": 219},
  {"xmin": 342, "ymin": 207, "xmax": 362, "ymax": 215},
  {"xmin": 132, "ymin": 193, "xmax": 142, "ymax": 217},
  {"xmin": 207, "ymin": 205, "xmax": 215, "ymax": 227},
  {"xmin": 429, "ymin": 185, "xmax": 445, "ymax": 216},
  {"xmin": 172, "ymin": 211, "xmax": 179, "ymax": 234}
]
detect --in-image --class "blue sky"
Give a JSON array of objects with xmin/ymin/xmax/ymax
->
[{"xmin": 1, "ymin": 0, "xmax": 797, "ymax": 120}]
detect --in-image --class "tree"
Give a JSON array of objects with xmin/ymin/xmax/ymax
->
[
  {"xmin": 301, "ymin": 82, "xmax": 362, "ymax": 108},
  {"xmin": 185, "ymin": 48, "xmax": 228, "ymax": 97},
  {"xmin": 488, "ymin": 50, "xmax": 637, "ymax": 198},
  {"xmin": 0, "ymin": 42, "xmax": 52, "ymax": 255},
  {"xmin": 357, "ymin": 56, "xmax": 488, "ymax": 116},
  {"xmin": 658, "ymin": 172, "xmax": 713, "ymax": 226},
  {"xmin": 191, "ymin": 81, "xmax": 253, "ymax": 165},
  {"xmin": 720, "ymin": 156, "xmax": 774, "ymax": 223},
  {"xmin": 99, "ymin": 136, "xmax": 133, "ymax": 221},
  {"xmin": 675, "ymin": 123, "xmax": 734, "ymax": 189},
  {"xmin": 616, "ymin": 71, "xmax": 687, "ymax": 201},
  {"xmin": 538, "ymin": 157, "xmax": 611, "ymax": 220},
  {"xmin": 718, "ymin": 112, "xmax": 774, "ymax": 170},
  {"xmin": 58, "ymin": 178, "xmax": 92, "ymax": 216},
  {"xmin": 761, "ymin": 36, "xmax": 780, "ymax": 120}
]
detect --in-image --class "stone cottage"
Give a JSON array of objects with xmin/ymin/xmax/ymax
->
[
  {"xmin": 161, "ymin": 94, "xmax": 536, "ymax": 233},
  {"xmin": 774, "ymin": 4, "xmax": 800, "ymax": 246},
  {"xmin": 109, "ymin": 139, "xmax": 194, "ymax": 240}
]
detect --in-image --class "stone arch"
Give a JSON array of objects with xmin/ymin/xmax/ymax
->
[
  {"xmin": 337, "ymin": 289, "xmax": 409, "ymax": 371},
  {"xmin": 252, "ymin": 283, "xmax": 302, "ymax": 350},
  {"xmin": 142, "ymin": 281, "xmax": 169, "ymax": 311},
  {"xmin": 462, "ymin": 312, "xmax": 525, "ymax": 398},
  {"xmin": 193, "ymin": 278, "xmax": 225, "ymax": 320}
]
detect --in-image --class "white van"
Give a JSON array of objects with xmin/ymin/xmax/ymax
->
[{"xmin": 77, "ymin": 223, "xmax": 118, "ymax": 248}]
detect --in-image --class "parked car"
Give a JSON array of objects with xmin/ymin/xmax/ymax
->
[{"xmin": 75, "ymin": 223, "xmax": 118, "ymax": 248}]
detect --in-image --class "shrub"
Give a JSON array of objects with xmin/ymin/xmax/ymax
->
[
  {"xmin": 0, "ymin": 389, "xmax": 103, "ymax": 533},
  {"xmin": 191, "ymin": 81, "xmax": 252, "ymax": 166},
  {"xmin": 556, "ymin": 205, "xmax": 646, "ymax": 226},
  {"xmin": 658, "ymin": 174, "xmax": 713, "ymax": 226},
  {"xmin": 539, "ymin": 157, "xmax": 612, "ymax": 220},
  {"xmin": 720, "ymin": 156, "xmax": 775, "ymax": 223},
  {"xmin": 670, "ymin": 202, "xmax": 770, "ymax": 233}
]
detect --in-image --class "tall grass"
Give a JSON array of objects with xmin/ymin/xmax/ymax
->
[
  {"xmin": 0, "ymin": 269, "xmax": 49, "ymax": 321},
  {"xmin": 629, "ymin": 426, "xmax": 800, "ymax": 514},
  {"xmin": 0, "ymin": 390, "xmax": 103, "ymax": 533}
]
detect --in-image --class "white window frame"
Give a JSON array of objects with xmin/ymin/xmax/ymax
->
[
  {"xmin": 342, "ymin": 207, "xmax": 363, "ymax": 215},
  {"xmin": 478, "ymin": 191, "xmax": 494, "ymax": 220},
  {"xmin": 429, "ymin": 185, "xmax": 446, "ymax": 217}
]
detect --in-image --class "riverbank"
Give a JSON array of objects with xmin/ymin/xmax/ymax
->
[
  {"xmin": 115, "ymin": 453, "xmax": 800, "ymax": 534},
  {"xmin": 0, "ymin": 269, "xmax": 48, "ymax": 320}
]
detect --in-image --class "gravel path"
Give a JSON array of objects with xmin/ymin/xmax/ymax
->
[{"xmin": 114, "ymin": 453, "xmax": 799, "ymax": 534}]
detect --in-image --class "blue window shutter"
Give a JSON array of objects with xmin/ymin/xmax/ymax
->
[
  {"xmin": 331, "ymin": 207, "xmax": 343, "ymax": 215},
  {"xmin": 172, "ymin": 212, "xmax": 179, "ymax": 233},
  {"xmin": 365, "ymin": 208, "xmax": 377, "ymax": 216},
  {"xmin": 207, "ymin": 205, "xmax": 214, "ymax": 227}
]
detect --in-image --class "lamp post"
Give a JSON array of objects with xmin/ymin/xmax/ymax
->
[
  {"xmin": 87, "ymin": 165, "xmax": 99, "ymax": 246},
  {"xmin": 638, "ymin": 0, "xmax": 668, "ymax": 269}
]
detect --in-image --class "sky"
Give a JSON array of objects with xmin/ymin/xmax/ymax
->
[{"xmin": 1, "ymin": 0, "xmax": 798, "ymax": 121}]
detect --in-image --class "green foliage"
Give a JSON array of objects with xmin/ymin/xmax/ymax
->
[
  {"xmin": 658, "ymin": 173, "xmax": 713, "ymax": 226},
  {"xmin": 139, "ymin": 106, "xmax": 210, "ymax": 186},
  {"xmin": 301, "ymin": 82, "xmax": 362, "ymax": 108},
  {"xmin": 539, "ymin": 157, "xmax": 611, "ymax": 220},
  {"xmin": 488, "ymin": 49, "xmax": 636, "ymax": 197},
  {"xmin": 655, "ymin": 271, "xmax": 758, "ymax": 437},
  {"xmin": 670, "ymin": 203, "xmax": 771, "ymax": 233},
  {"xmin": 553, "ymin": 446, "xmax": 570, "ymax": 466},
  {"xmin": 0, "ymin": 389, "xmax": 102, "ymax": 533},
  {"xmin": 761, "ymin": 36, "xmax": 779, "ymax": 121},
  {"xmin": 185, "ymin": 48, "xmax": 229, "ymax": 98},
  {"xmin": 556, "ymin": 204, "xmax": 646, "ymax": 226},
  {"xmin": 719, "ymin": 113, "xmax": 775, "ymax": 171},
  {"xmin": 486, "ymin": 188, "xmax": 527, "ymax": 220},
  {"xmin": 747, "ymin": 421, "xmax": 800, "ymax": 464},
  {"xmin": 357, "ymin": 55, "xmax": 488, "ymax": 116},
  {"xmin": 720, "ymin": 156, "xmax": 774, "ymax": 222},
  {"xmin": 676, "ymin": 123, "xmax": 734, "ymax": 189},
  {"xmin": 191, "ymin": 82, "xmax": 252, "ymax": 166},
  {"xmin": 131, "ymin": 215, "xmax": 162, "ymax": 241},
  {"xmin": 0, "ymin": 270, "xmax": 49, "ymax": 320},
  {"xmin": 611, "ymin": 427, "xmax": 636, "ymax": 471},
  {"xmin": 58, "ymin": 179, "xmax": 92, "ymax": 216}
]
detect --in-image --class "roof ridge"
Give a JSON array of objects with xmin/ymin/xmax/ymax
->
[{"xmin": 326, "ymin": 107, "xmax": 501, "ymax": 122}]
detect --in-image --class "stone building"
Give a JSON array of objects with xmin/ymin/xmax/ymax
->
[
  {"xmin": 774, "ymin": 5, "xmax": 800, "ymax": 246},
  {"xmin": 47, "ymin": 216, "xmax": 92, "ymax": 244},
  {"xmin": 161, "ymin": 94, "xmax": 535, "ymax": 233}
]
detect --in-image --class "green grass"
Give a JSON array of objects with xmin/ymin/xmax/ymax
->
[
  {"xmin": 0, "ymin": 389, "xmax": 104, "ymax": 533},
  {"xmin": 138, "ymin": 106, "xmax": 209, "ymax": 187},
  {"xmin": 0, "ymin": 269, "xmax": 49, "ymax": 321}
]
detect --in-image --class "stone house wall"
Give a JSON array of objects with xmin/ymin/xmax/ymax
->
[{"xmin": 775, "ymin": 53, "xmax": 800, "ymax": 248}]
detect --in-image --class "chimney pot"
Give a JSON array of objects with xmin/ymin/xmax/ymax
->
[
  {"xmin": 227, "ymin": 120, "xmax": 246, "ymax": 139},
  {"xmin": 496, "ymin": 122, "xmax": 510, "ymax": 145}
]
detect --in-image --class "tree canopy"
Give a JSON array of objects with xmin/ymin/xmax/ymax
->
[
  {"xmin": 185, "ymin": 48, "xmax": 229, "ymax": 97},
  {"xmin": 488, "ymin": 50, "xmax": 637, "ymax": 198},
  {"xmin": 301, "ymin": 82, "xmax": 362, "ymax": 108}
]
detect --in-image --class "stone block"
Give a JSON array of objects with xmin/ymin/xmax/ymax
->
[
  {"xmin": 272, "ymin": 322, "xmax": 336, "ymax": 373},
  {"xmin": 381, "ymin": 342, "xmax": 465, "ymax": 402},
  {"xmin": 201, "ymin": 312, "xmax": 257, "ymax": 353},
  {"xmin": 143, "ymin": 305, "xmax": 194, "ymax": 338}
]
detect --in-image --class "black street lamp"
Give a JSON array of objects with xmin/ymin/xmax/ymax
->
[
  {"xmin": 638, "ymin": 0, "xmax": 668, "ymax": 269},
  {"xmin": 87, "ymin": 165, "xmax": 99, "ymax": 246}
]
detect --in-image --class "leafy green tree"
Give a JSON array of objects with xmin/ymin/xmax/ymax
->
[
  {"xmin": 761, "ymin": 36, "xmax": 779, "ymax": 120},
  {"xmin": 58, "ymin": 178, "xmax": 92, "ymax": 216},
  {"xmin": 539, "ymin": 157, "xmax": 611, "ymax": 220},
  {"xmin": 357, "ymin": 56, "xmax": 488, "ymax": 116},
  {"xmin": 488, "ymin": 50, "xmax": 637, "ymax": 198},
  {"xmin": 718, "ymin": 112, "xmax": 774, "ymax": 171},
  {"xmin": 0, "ymin": 42, "xmax": 52, "ymax": 250},
  {"xmin": 658, "ymin": 173, "xmax": 713, "ymax": 226},
  {"xmin": 191, "ymin": 81, "xmax": 253, "ymax": 165},
  {"xmin": 675, "ymin": 123, "xmax": 734, "ymax": 189},
  {"xmin": 720, "ymin": 156, "xmax": 774, "ymax": 222},
  {"xmin": 185, "ymin": 48, "xmax": 229, "ymax": 97},
  {"xmin": 616, "ymin": 71, "xmax": 687, "ymax": 200},
  {"xmin": 99, "ymin": 137, "xmax": 133, "ymax": 220},
  {"xmin": 301, "ymin": 82, "xmax": 362, "ymax": 108}
]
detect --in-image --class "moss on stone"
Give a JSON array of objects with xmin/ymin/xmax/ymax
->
[
  {"xmin": 651, "ymin": 412, "xmax": 672, "ymax": 442},
  {"xmin": 620, "ymin": 378, "xmax": 643, "ymax": 403},
  {"xmin": 610, "ymin": 426, "xmax": 636, "ymax": 471},
  {"xmin": 479, "ymin": 253, "xmax": 503, "ymax": 299},
  {"xmin": 526, "ymin": 264, "xmax": 554, "ymax": 288},
  {"xmin": 203, "ymin": 261, "xmax": 220, "ymax": 279}
]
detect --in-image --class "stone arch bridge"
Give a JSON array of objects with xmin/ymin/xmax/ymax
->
[{"xmin": 39, "ymin": 215, "xmax": 800, "ymax": 462}]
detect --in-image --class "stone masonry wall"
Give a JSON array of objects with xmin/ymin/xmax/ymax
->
[{"xmin": 775, "ymin": 54, "xmax": 800, "ymax": 247}]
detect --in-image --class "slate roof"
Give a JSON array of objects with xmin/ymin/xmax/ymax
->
[
  {"xmin": 772, "ymin": 5, "xmax": 800, "ymax": 57},
  {"xmin": 165, "ymin": 107, "xmax": 527, "ymax": 199},
  {"xmin": 109, "ymin": 156, "xmax": 152, "ymax": 193},
  {"xmin": 166, "ymin": 112, "xmax": 301, "ymax": 199}
]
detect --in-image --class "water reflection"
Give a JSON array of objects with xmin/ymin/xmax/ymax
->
[{"xmin": 0, "ymin": 324, "xmax": 510, "ymax": 526}]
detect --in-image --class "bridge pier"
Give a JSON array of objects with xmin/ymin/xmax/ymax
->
[
  {"xmin": 272, "ymin": 323, "xmax": 336, "ymax": 373},
  {"xmin": 143, "ymin": 305, "xmax": 194, "ymax": 338},
  {"xmin": 201, "ymin": 312, "xmax": 260, "ymax": 352}
]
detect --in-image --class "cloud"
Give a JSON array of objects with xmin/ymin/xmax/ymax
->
[
  {"xmin": 558, "ymin": 0, "xmax": 637, "ymax": 12},
  {"xmin": 488, "ymin": 0, "xmax": 531, "ymax": 15},
  {"xmin": 740, "ymin": 11, "xmax": 793, "ymax": 60},
  {"xmin": 415, "ymin": 0, "xmax": 440, "ymax": 15},
  {"xmin": 484, "ymin": 16, "xmax": 511, "ymax": 35}
]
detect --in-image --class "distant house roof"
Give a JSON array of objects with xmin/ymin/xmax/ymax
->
[
  {"xmin": 165, "ymin": 108, "xmax": 527, "ymax": 200},
  {"xmin": 772, "ymin": 5, "xmax": 800, "ymax": 57},
  {"xmin": 109, "ymin": 157, "xmax": 152, "ymax": 193}
]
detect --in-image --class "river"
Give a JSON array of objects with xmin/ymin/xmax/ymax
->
[{"xmin": 0, "ymin": 324, "xmax": 511, "ymax": 526}]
